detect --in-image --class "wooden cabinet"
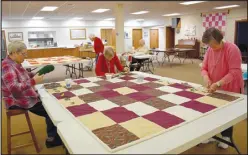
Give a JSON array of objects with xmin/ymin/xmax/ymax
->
[{"xmin": 26, "ymin": 47, "xmax": 80, "ymax": 59}]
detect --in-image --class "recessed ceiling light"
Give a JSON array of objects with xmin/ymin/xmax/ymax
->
[
  {"xmin": 92, "ymin": 9, "xmax": 110, "ymax": 13},
  {"xmin": 72, "ymin": 17, "xmax": 83, "ymax": 20},
  {"xmin": 104, "ymin": 18, "xmax": 115, "ymax": 21},
  {"xmin": 180, "ymin": 1, "xmax": 205, "ymax": 5},
  {"xmin": 131, "ymin": 11, "xmax": 149, "ymax": 15},
  {"xmin": 163, "ymin": 13, "xmax": 180, "ymax": 16},
  {"xmin": 32, "ymin": 17, "xmax": 44, "ymax": 20},
  {"xmin": 136, "ymin": 19, "xmax": 144, "ymax": 22},
  {"xmin": 214, "ymin": 5, "xmax": 240, "ymax": 9},
  {"xmin": 41, "ymin": 6, "xmax": 58, "ymax": 11}
]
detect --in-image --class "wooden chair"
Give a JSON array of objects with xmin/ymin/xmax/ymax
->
[{"xmin": 6, "ymin": 109, "xmax": 40, "ymax": 154}]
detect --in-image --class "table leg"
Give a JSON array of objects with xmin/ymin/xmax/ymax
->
[
  {"xmin": 213, "ymin": 136, "xmax": 241, "ymax": 155},
  {"xmin": 156, "ymin": 51, "xmax": 160, "ymax": 65}
]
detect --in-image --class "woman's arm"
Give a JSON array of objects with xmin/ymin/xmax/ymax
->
[
  {"xmin": 201, "ymin": 49, "xmax": 210, "ymax": 78},
  {"xmin": 219, "ymin": 45, "xmax": 242, "ymax": 86},
  {"xmin": 114, "ymin": 55, "xmax": 124, "ymax": 72},
  {"xmin": 95, "ymin": 54, "xmax": 106, "ymax": 76}
]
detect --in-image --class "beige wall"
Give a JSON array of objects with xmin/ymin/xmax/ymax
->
[{"xmin": 175, "ymin": 8, "xmax": 247, "ymax": 45}]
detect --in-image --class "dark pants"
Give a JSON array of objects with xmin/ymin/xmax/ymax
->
[
  {"xmin": 95, "ymin": 54, "xmax": 99, "ymax": 64},
  {"xmin": 9, "ymin": 102, "xmax": 57, "ymax": 138}
]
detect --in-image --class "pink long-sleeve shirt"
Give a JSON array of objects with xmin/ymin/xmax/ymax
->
[{"xmin": 201, "ymin": 41, "xmax": 244, "ymax": 93}]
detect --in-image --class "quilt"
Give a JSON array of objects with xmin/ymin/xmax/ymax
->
[
  {"xmin": 26, "ymin": 56, "xmax": 83, "ymax": 66},
  {"xmin": 43, "ymin": 73, "xmax": 243, "ymax": 152}
]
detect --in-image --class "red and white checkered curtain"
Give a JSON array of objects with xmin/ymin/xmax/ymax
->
[{"xmin": 202, "ymin": 12, "xmax": 227, "ymax": 36}]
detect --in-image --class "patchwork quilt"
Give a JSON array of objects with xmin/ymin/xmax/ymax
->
[
  {"xmin": 26, "ymin": 56, "xmax": 83, "ymax": 66},
  {"xmin": 43, "ymin": 73, "xmax": 243, "ymax": 152}
]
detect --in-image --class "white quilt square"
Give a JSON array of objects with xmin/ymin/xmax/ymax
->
[
  {"xmin": 156, "ymin": 86, "xmax": 182, "ymax": 93},
  {"xmin": 123, "ymin": 102, "xmax": 158, "ymax": 116},
  {"xmin": 88, "ymin": 99, "xmax": 119, "ymax": 111},
  {"xmin": 163, "ymin": 106, "xmax": 203, "ymax": 121},
  {"xmin": 129, "ymin": 79, "xmax": 149, "ymax": 84},
  {"xmin": 107, "ymin": 78, "xmax": 125, "ymax": 83},
  {"xmin": 71, "ymin": 88, "xmax": 93, "ymax": 96},
  {"xmin": 80, "ymin": 82, "xmax": 100, "ymax": 88},
  {"xmin": 84, "ymin": 77, "xmax": 103, "ymax": 82},
  {"xmin": 159, "ymin": 94, "xmax": 191, "ymax": 105}
]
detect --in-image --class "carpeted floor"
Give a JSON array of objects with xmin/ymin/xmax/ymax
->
[{"xmin": 1, "ymin": 59, "xmax": 247, "ymax": 154}]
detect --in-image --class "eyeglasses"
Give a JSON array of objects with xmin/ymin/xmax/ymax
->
[{"xmin": 18, "ymin": 51, "xmax": 28, "ymax": 57}]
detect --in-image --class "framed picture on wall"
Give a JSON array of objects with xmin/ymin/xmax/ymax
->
[
  {"xmin": 70, "ymin": 29, "xmax": 86, "ymax": 40},
  {"xmin": 8, "ymin": 32, "xmax": 23, "ymax": 42}
]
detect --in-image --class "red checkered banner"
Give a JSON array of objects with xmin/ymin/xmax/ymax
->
[{"xmin": 202, "ymin": 12, "xmax": 227, "ymax": 36}]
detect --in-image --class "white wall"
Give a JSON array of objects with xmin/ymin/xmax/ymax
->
[{"xmin": 174, "ymin": 8, "xmax": 247, "ymax": 44}]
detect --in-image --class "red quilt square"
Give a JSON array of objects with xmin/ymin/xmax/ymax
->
[
  {"xmin": 174, "ymin": 91, "xmax": 204, "ymax": 99},
  {"xmin": 97, "ymin": 90, "xmax": 121, "ymax": 98},
  {"xmin": 129, "ymin": 84, "xmax": 150, "ymax": 91},
  {"xmin": 67, "ymin": 104, "xmax": 97, "ymax": 117},
  {"xmin": 144, "ymin": 77, "xmax": 159, "ymax": 82},
  {"xmin": 53, "ymin": 91, "xmax": 75, "ymax": 100},
  {"xmin": 102, "ymin": 107, "xmax": 138, "ymax": 123},
  {"xmin": 168, "ymin": 83, "xmax": 192, "ymax": 89},
  {"xmin": 143, "ymin": 111, "xmax": 185, "ymax": 129},
  {"xmin": 104, "ymin": 83, "xmax": 122, "ymax": 89},
  {"xmin": 73, "ymin": 79, "xmax": 91, "ymax": 84},
  {"xmin": 127, "ymin": 92, "xmax": 153, "ymax": 101},
  {"xmin": 181, "ymin": 100, "xmax": 216, "ymax": 113}
]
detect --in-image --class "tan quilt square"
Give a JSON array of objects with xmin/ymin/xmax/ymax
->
[
  {"xmin": 113, "ymin": 87, "xmax": 137, "ymax": 95},
  {"xmin": 120, "ymin": 117, "xmax": 164, "ymax": 138},
  {"xmin": 59, "ymin": 96, "xmax": 85, "ymax": 107},
  {"xmin": 77, "ymin": 112, "xmax": 116, "ymax": 130},
  {"xmin": 196, "ymin": 96, "xmax": 229, "ymax": 107},
  {"xmin": 46, "ymin": 87, "xmax": 68, "ymax": 94}
]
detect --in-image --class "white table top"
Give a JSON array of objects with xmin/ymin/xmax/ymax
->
[
  {"xmin": 22, "ymin": 56, "xmax": 90, "ymax": 69},
  {"xmin": 35, "ymin": 71, "xmax": 247, "ymax": 154},
  {"xmin": 199, "ymin": 63, "xmax": 247, "ymax": 72}
]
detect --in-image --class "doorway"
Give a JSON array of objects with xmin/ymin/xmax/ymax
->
[
  {"xmin": 101, "ymin": 29, "xmax": 116, "ymax": 47},
  {"xmin": 166, "ymin": 26, "xmax": 175, "ymax": 48},
  {"xmin": 235, "ymin": 19, "xmax": 248, "ymax": 62},
  {"xmin": 132, "ymin": 29, "xmax": 143, "ymax": 49},
  {"xmin": 150, "ymin": 29, "xmax": 159, "ymax": 49}
]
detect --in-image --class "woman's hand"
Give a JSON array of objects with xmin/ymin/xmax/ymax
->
[
  {"xmin": 203, "ymin": 75, "xmax": 212, "ymax": 89},
  {"xmin": 208, "ymin": 83, "xmax": 218, "ymax": 93},
  {"xmin": 123, "ymin": 67, "xmax": 130, "ymax": 73},
  {"xmin": 33, "ymin": 74, "xmax": 44, "ymax": 84}
]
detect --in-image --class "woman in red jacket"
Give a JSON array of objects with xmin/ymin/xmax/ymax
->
[
  {"xmin": 89, "ymin": 34, "xmax": 104, "ymax": 63},
  {"xmin": 95, "ymin": 47, "xmax": 129, "ymax": 76}
]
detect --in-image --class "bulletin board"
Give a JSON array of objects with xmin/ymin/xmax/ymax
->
[{"xmin": 70, "ymin": 29, "xmax": 86, "ymax": 40}]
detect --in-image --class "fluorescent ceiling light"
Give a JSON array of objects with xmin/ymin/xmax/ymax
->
[
  {"xmin": 72, "ymin": 17, "xmax": 83, "ymax": 20},
  {"xmin": 214, "ymin": 5, "xmax": 240, "ymax": 9},
  {"xmin": 41, "ymin": 6, "xmax": 58, "ymax": 11},
  {"xmin": 163, "ymin": 13, "xmax": 180, "ymax": 16},
  {"xmin": 136, "ymin": 19, "xmax": 144, "ymax": 22},
  {"xmin": 180, "ymin": 1, "xmax": 205, "ymax": 5},
  {"xmin": 104, "ymin": 18, "xmax": 115, "ymax": 21},
  {"xmin": 131, "ymin": 11, "xmax": 149, "ymax": 15},
  {"xmin": 92, "ymin": 9, "xmax": 110, "ymax": 13},
  {"xmin": 32, "ymin": 17, "xmax": 44, "ymax": 20}
]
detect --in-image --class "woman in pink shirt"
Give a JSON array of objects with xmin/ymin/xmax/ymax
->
[{"xmin": 201, "ymin": 28, "xmax": 244, "ymax": 149}]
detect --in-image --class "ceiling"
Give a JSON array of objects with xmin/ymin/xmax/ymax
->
[{"xmin": 2, "ymin": 1, "xmax": 247, "ymax": 21}]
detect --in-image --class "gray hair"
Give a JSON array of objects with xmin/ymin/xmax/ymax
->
[
  {"xmin": 7, "ymin": 41, "xmax": 27, "ymax": 55},
  {"xmin": 88, "ymin": 34, "xmax": 95, "ymax": 39},
  {"xmin": 202, "ymin": 27, "xmax": 223, "ymax": 44},
  {"xmin": 104, "ymin": 47, "xmax": 114, "ymax": 57}
]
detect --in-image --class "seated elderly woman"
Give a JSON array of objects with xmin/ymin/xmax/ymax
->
[
  {"xmin": 95, "ymin": 47, "xmax": 129, "ymax": 76},
  {"xmin": 130, "ymin": 39, "xmax": 150, "ymax": 71},
  {"xmin": 1, "ymin": 41, "xmax": 62, "ymax": 148}
]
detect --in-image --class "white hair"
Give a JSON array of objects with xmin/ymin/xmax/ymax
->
[
  {"xmin": 7, "ymin": 41, "xmax": 27, "ymax": 55},
  {"xmin": 104, "ymin": 47, "xmax": 114, "ymax": 57},
  {"xmin": 139, "ymin": 39, "xmax": 145, "ymax": 46},
  {"xmin": 88, "ymin": 34, "xmax": 95, "ymax": 39}
]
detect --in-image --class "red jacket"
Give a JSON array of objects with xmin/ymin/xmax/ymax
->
[
  {"xmin": 94, "ymin": 37, "xmax": 104, "ymax": 54},
  {"xmin": 95, "ymin": 53, "xmax": 124, "ymax": 76}
]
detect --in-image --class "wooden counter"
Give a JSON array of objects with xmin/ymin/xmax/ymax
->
[{"xmin": 27, "ymin": 47, "xmax": 96, "ymax": 59}]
